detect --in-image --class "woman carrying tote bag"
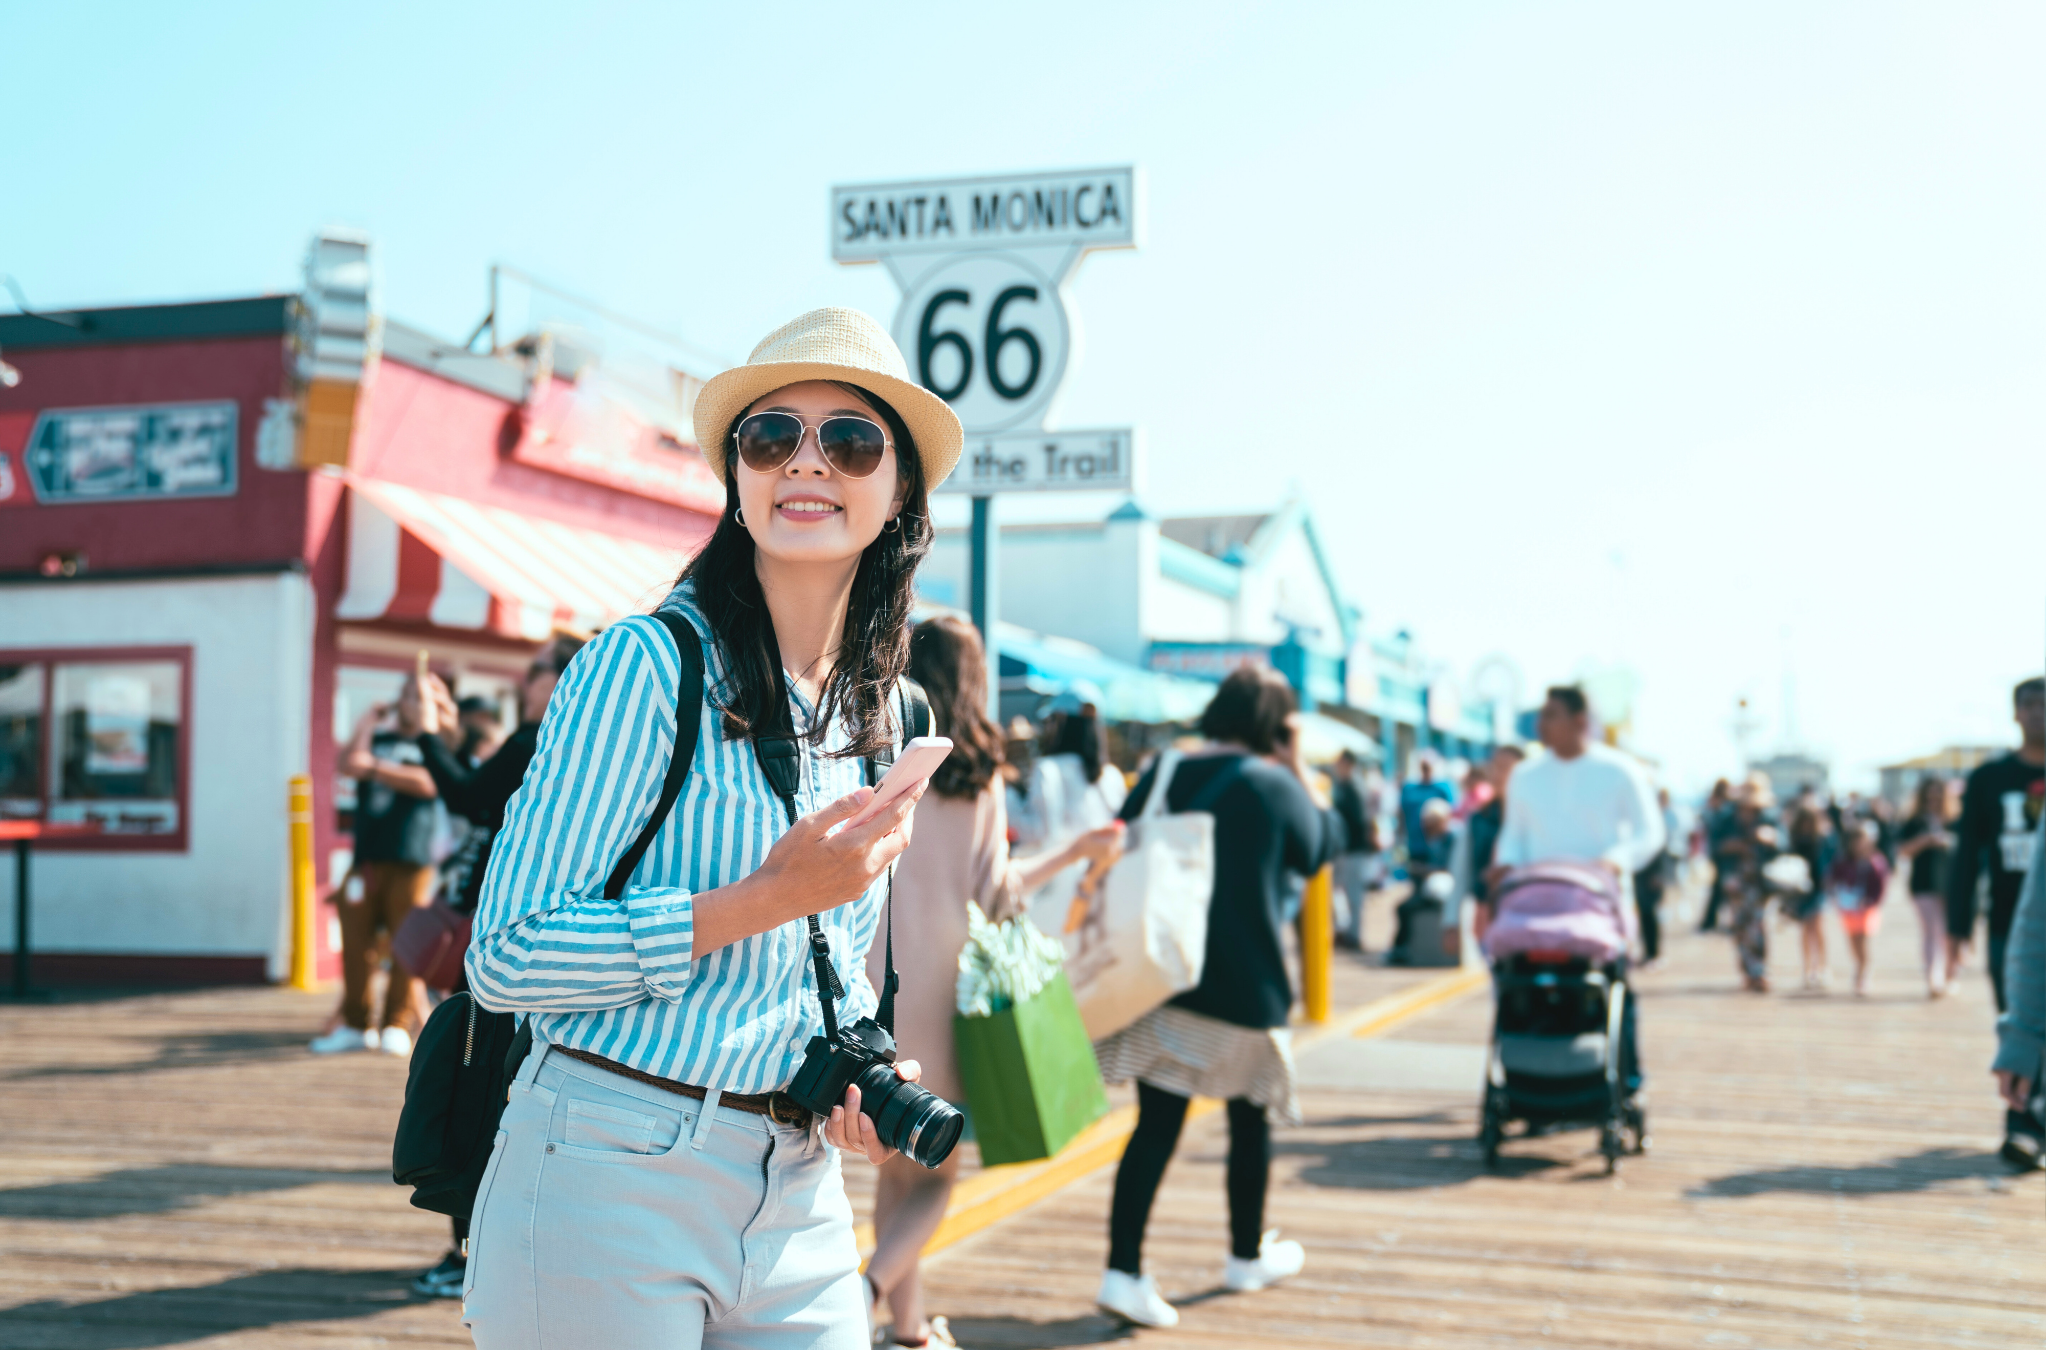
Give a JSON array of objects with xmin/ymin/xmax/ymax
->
[
  {"xmin": 1092, "ymin": 666, "xmax": 1345, "ymax": 1328},
  {"xmin": 862, "ymin": 615, "xmax": 1122, "ymax": 1348},
  {"xmin": 462, "ymin": 309, "xmax": 960, "ymax": 1350}
]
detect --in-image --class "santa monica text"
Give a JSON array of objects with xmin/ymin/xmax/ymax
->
[{"xmin": 830, "ymin": 168, "xmax": 1137, "ymax": 260}]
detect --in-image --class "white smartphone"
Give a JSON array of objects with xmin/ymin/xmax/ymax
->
[{"xmin": 838, "ymin": 736, "xmax": 953, "ymax": 831}]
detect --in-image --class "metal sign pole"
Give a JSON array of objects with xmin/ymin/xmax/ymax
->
[{"xmin": 969, "ymin": 495, "xmax": 999, "ymax": 718}]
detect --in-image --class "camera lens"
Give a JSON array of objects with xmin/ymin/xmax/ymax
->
[{"xmin": 853, "ymin": 1061, "xmax": 964, "ymax": 1169}]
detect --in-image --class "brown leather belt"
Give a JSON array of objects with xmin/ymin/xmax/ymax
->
[{"xmin": 554, "ymin": 1046, "xmax": 814, "ymax": 1128}]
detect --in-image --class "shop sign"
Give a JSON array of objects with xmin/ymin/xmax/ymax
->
[
  {"xmin": 25, "ymin": 401, "xmax": 238, "ymax": 504},
  {"xmin": 1146, "ymin": 642, "xmax": 1272, "ymax": 681},
  {"xmin": 935, "ymin": 428, "xmax": 1133, "ymax": 495}
]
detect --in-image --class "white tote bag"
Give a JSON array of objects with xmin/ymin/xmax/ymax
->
[{"xmin": 1040, "ymin": 749, "xmax": 1217, "ymax": 1040}]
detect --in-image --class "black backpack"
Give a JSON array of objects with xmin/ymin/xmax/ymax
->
[{"xmin": 390, "ymin": 611, "xmax": 927, "ymax": 1218}]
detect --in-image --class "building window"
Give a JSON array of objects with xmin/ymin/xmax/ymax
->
[{"xmin": 0, "ymin": 648, "xmax": 191, "ymax": 849}]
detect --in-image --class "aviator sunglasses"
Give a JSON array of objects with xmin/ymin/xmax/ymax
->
[{"xmin": 733, "ymin": 411, "xmax": 891, "ymax": 479}]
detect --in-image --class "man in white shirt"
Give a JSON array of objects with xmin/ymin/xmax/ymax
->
[
  {"xmin": 1487, "ymin": 685, "xmax": 1663, "ymax": 1095},
  {"xmin": 1492, "ymin": 687, "xmax": 1665, "ymax": 879}
]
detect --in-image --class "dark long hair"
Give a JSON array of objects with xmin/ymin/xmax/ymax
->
[
  {"xmin": 1199, "ymin": 665, "xmax": 1297, "ymax": 755},
  {"xmin": 909, "ymin": 615, "xmax": 1004, "ymax": 799},
  {"xmin": 679, "ymin": 382, "xmax": 931, "ymax": 758},
  {"xmin": 1047, "ymin": 707, "xmax": 1106, "ymax": 783}
]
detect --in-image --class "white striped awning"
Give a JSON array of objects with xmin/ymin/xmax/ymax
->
[{"xmin": 336, "ymin": 477, "xmax": 690, "ymax": 640}]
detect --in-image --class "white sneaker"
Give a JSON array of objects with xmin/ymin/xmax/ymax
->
[
  {"xmin": 1097, "ymin": 1269, "xmax": 1178, "ymax": 1327},
  {"xmin": 1223, "ymin": 1231, "xmax": 1305, "ymax": 1292},
  {"xmin": 308, "ymin": 1027, "xmax": 377, "ymax": 1055},
  {"xmin": 380, "ymin": 1026, "xmax": 414, "ymax": 1057}
]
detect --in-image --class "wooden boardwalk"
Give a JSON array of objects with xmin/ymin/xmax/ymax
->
[
  {"xmin": 0, "ymin": 886, "xmax": 2039, "ymax": 1348},
  {"xmin": 913, "ymin": 903, "xmax": 2044, "ymax": 1349}
]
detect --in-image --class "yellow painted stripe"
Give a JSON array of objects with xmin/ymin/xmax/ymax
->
[
  {"xmin": 1342, "ymin": 965, "xmax": 1489, "ymax": 1039},
  {"xmin": 854, "ymin": 965, "xmax": 1486, "ymax": 1263}
]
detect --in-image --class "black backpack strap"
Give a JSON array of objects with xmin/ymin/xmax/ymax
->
[
  {"xmin": 603, "ymin": 611, "xmax": 706, "ymax": 901},
  {"xmin": 863, "ymin": 676, "xmax": 931, "ymax": 785},
  {"xmin": 901, "ymin": 676, "xmax": 931, "ymax": 741}
]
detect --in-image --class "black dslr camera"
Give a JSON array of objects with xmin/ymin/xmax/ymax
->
[{"xmin": 787, "ymin": 1015, "xmax": 963, "ymax": 1169}]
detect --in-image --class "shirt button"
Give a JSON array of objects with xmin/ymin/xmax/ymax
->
[{"xmin": 789, "ymin": 1036, "xmax": 806, "ymax": 1053}]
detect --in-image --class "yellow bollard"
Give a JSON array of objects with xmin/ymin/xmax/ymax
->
[
  {"xmin": 288, "ymin": 774, "xmax": 319, "ymax": 990},
  {"xmin": 1299, "ymin": 863, "xmax": 1333, "ymax": 1023}
]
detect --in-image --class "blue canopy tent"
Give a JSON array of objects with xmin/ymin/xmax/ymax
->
[{"xmin": 994, "ymin": 625, "xmax": 1217, "ymax": 724}]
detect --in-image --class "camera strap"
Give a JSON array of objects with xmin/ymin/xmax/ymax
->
[
  {"xmin": 752, "ymin": 671, "xmax": 928, "ymax": 1044},
  {"xmin": 872, "ymin": 678, "xmax": 928, "ymax": 1038}
]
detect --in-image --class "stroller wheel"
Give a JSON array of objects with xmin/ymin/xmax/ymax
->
[
  {"xmin": 1600, "ymin": 1123, "xmax": 1624, "ymax": 1175},
  {"xmin": 1478, "ymin": 1095, "xmax": 1503, "ymax": 1166},
  {"xmin": 1626, "ymin": 1104, "xmax": 1650, "ymax": 1154}
]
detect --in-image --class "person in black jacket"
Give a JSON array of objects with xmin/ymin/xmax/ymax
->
[
  {"xmin": 1947, "ymin": 678, "xmax": 2045, "ymax": 1011},
  {"xmin": 405, "ymin": 636, "xmax": 586, "ymax": 921},
  {"xmin": 398, "ymin": 633, "xmax": 583, "ymax": 1300},
  {"xmin": 1328, "ymin": 750, "xmax": 1375, "ymax": 951},
  {"xmin": 1091, "ymin": 666, "xmax": 1345, "ymax": 1328}
]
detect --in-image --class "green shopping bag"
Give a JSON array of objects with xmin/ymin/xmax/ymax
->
[
  {"xmin": 951, "ymin": 904, "xmax": 1109, "ymax": 1166},
  {"xmin": 954, "ymin": 970, "xmax": 1109, "ymax": 1166}
]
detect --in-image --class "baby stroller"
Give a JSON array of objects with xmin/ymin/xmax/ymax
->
[{"xmin": 1477, "ymin": 862, "xmax": 1646, "ymax": 1174}]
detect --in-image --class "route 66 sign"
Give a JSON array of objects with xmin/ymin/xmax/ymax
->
[
  {"xmin": 832, "ymin": 167, "xmax": 1138, "ymax": 442},
  {"xmin": 894, "ymin": 252, "xmax": 1069, "ymax": 433}
]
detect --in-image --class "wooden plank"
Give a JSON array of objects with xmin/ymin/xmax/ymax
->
[{"xmin": 1, "ymin": 882, "xmax": 2038, "ymax": 1348}]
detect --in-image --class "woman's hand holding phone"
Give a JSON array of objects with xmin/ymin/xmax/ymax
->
[
  {"xmin": 692, "ymin": 779, "xmax": 930, "ymax": 958},
  {"xmin": 769, "ymin": 783, "xmax": 927, "ymax": 905},
  {"xmin": 690, "ymin": 740, "xmax": 949, "ymax": 959}
]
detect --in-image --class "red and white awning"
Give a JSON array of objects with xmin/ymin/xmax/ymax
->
[{"xmin": 336, "ymin": 477, "xmax": 689, "ymax": 639}]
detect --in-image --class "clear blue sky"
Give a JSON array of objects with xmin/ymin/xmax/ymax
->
[{"xmin": 10, "ymin": 1, "xmax": 2043, "ymax": 788}]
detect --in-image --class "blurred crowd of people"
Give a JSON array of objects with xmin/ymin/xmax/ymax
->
[{"xmin": 1698, "ymin": 676, "xmax": 2044, "ymax": 1007}]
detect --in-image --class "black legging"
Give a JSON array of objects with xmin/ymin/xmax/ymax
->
[
  {"xmin": 1108, "ymin": 1082, "xmax": 1269, "ymax": 1273},
  {"xmin": 1635, "ymin": 877, "xmax": 1663, "ymax": 962}
]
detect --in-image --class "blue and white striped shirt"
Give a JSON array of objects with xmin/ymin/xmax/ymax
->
[{"xmin": 466, "ymin": 582, "xmax": 888, "ymax": 1094}]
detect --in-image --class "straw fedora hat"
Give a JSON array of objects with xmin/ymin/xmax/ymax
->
[{"xmin": 693, "ymin": 307, "xmax": 962, "ymax": 490}]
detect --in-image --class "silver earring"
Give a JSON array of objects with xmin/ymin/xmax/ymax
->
[
  {"xmin": 734, "ymin": 507, "xmax": 747, "ymax": 527},
  {"xmin": 882, "ymin": 516, "xmax": 901, "ymax": 533}
]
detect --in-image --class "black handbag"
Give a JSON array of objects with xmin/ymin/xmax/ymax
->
[{"xmin": 391, "ymin": 611, "xmax": 706, "ymax": 1218}]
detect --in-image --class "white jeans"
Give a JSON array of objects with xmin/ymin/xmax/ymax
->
[
  {"xmin": 1334, "ymin": 852, "xmax": 1372, "ymax": 941},
  {"xmin": 463, "ymin": 1042, "xmax": 868, "ymax": 1350}
]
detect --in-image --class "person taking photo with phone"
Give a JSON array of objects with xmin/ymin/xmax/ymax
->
[
  {"xmin": 462, "ymin": 308, "xmax": 963, "ymax": 1350},
  {"xmin": 313, "ymin": 696, "xmax": 439, "ymax": 1057}
]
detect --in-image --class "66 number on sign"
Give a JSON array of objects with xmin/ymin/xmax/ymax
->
[{"xmin": 892, "ymin": 254, "xmax": 1069, "ymax": 434}]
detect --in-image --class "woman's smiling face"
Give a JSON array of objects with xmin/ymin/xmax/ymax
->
[{"xmin": 735, "ymin": 381, "xmax": 905, "ymax": 567}]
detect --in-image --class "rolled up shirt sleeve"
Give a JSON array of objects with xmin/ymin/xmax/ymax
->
[{"xmin": 467, "ymin": 618, "xmax": 696, "ymax": 1012}]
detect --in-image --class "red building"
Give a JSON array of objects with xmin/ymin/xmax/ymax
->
[{"xmin": 0, "ymin": 246, "xmax": 721, "ymax": 984}]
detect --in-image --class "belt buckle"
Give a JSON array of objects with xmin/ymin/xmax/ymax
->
[{"xmin": 768, "ymin": 1093, "xmax": 810, "ymax": 1128}]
